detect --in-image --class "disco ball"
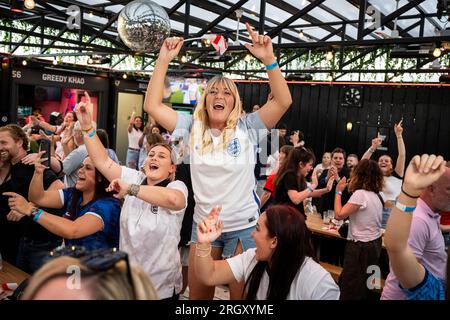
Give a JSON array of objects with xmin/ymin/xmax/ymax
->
[{"xmin": 117, "ymin": 0, "xmax": 171, "ymax": 53}]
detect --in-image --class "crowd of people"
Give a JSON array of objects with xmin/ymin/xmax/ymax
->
[{"xmin": 0, "ymin": 24, "xmax": 449, "ymax": 301}]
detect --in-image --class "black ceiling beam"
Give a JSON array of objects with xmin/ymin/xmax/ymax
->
[
  {"xmin": 0, "ymin": 25, "xmax": 129, "ymax": 54},
  {"xmin": 416, "ymin": 5, "xmax": 442, "ymax": 31},
  {"xmin": 168, "ymin": 0, "xmax": 187, "ymax": 16},
  {"xmin": 259, "ymin": 0, "xmax": 266, "ymax": 34},
  {"xmin": 37, "ymin": 1, "xmax": 127, "ymax": 50},
  {"xmin": 359, "ymin": 0, "xmax": 426, "ymax": 39},
  {"xmin": 41, "ymin": 26, "xmax": 68, "ymax": 54},
  {"xmin": 279, "ymin": 26, "xmax": 345, "ymax": 68},
  {"xmin": 266, "ymin": 0, "xmax": 354, "ymax": 41},
  {"xmin": 184, "ymin": 0, "xmax": 190, "ymax": 39},
  {"xmin": 190, "ymin": 0, "xmax": 299, "ymax": 43},
  {"xmin": 194, "ymin": 0, "xmax": 250, "ymax": 37},
  {"xmin": 10, "ymin": 20, "xmax": 41, "ymax": 53},
  {"xmin": 86, "ymin": 13, "xmax": 119, "ymax": 45}
]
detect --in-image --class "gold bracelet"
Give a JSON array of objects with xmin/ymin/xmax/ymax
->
[
  {"xmin": 195, "ymin": 243, "xmax": 211, "ymax": 251},
  {"xmin": 195, "ymin": 244, "xmax": 212, "ymax": 257},
  {"xmin": 196, "ymin": 249, "xmax": 211, "ymax": 258}
]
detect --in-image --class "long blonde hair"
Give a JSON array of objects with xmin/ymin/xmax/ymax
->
[
  {"xmin": 22, "ymin": 256, "xmax": 159, "ymax": 300},
  {"xmin": 191, "ymin": 76, "xmax": 243, "ymax": 154}
]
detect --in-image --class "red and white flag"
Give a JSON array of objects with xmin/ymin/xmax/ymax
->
[{"xmin": 208, "ymin": 34, "xmax": 228, "ymax": 55}]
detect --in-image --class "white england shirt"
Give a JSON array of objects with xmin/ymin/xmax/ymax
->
[
  {"xmin": 172, "ymin": 112, "xmax": 268, "ymax": 232},
  {"xmin": 119, "ymin": 166, "xmax": 188, "ymax": 299}
]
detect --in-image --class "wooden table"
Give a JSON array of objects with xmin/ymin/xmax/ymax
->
[
  {"xmin": 306, "ymin": 213, "xmax": 385, "ymax": 248},
  {"xmin": 306, "ymin": 213, "xmax": 343, "ymax": 239},
  {"xmin": 0, "ymin": 261, "xmax": 29, "ymax": 299}
]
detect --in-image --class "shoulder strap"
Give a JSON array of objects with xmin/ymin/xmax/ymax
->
[{"xmin": 376, "ymin": 193, "xmax": 384, "ymax": 207}]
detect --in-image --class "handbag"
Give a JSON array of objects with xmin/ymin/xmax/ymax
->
[
  {"xmin": 338, "ymin": 220, "xmax": 349, "ymax": 238},
  {"xmin": 337, "ymin": 192, "xmax": 384, "ymax": 239}
]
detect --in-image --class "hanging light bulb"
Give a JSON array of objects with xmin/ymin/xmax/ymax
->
[
  {"xmin": 22, "ymin": 60, "xmax": 27, "ymax": 66},
  {"xmin": 89, "ymin": 11, "xmax": 94, "ymax": 18},
  {"xmin": 433, "ymin": 47, "xmax": 442, "ymax": 58},
  {"xmin": 327, "ymin": 75, "xmax": 333, "ymax": 82},
  {"xmin": 298, "ymin": 29, "xmax": 304, "ymax": 38},
  {"xmin": 244, "ymin": 54, "xmax": 252, "ymax": 63},
  {"xmin": 181, "ymin": 55, "xmax": 187, "ymax": 63},
  {"xmin": 122, "ymin": 74, "xmax": 128, "ymax": 79},
  {"xmin": 346, "ymin": 122, "xmax": 353, "ymax": 132},
  {"xmin": 326, "ymin": 50, "xmax": 333, "ymax": 61},
  {"xmin": 24, "ymin": 0, "xmax": 35, "ymax": 10},
  {"xmin": 52, "ymin": 58, "xmax": 58, "ymax": 65}
]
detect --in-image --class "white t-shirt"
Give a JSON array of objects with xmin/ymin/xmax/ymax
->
[
  {"xmin": 347, "ymin": 189, "xmax": 383, "ymax": 242},
  {"xmin": 173, "ymin": 112, "xmax": 267, "ymax": 232},
  {"xmin": 119, "ymin": 167, "xmax": 188, "ymax": 299},
  {"xmin": 227, "ymin": 248, "xmax": 340, "ymax": 300},
  {"xmin": 380, "ymin": 174, "xmax": 402, "ymax": 202},
  {"xmin": 127, "ymin": 128, "xmax": 142, "ymax": 149}
]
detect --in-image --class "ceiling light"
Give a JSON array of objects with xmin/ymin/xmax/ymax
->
[
  {"xmin": 346, "ymin": 122, "xmax": 353, "ymax": 132},
  {"xmin": 298, "ymin": 30, "xmax": 304, "ymax": 38},
  {"xmin": 52, "ymin": 58, "xmax": 58, "ymax": 65},
  {"xmin": 24, "ymin": 0, "xmax": 35, "ymax": 10},
  {"xmin": 181, "ymin": 55, "xmax": 187, "ymax": 63},
  {"xmin": 326, "ymin": 50, "xmax": 333, "ymax": 61},
  {"xmin": 122, "ymin": 74, "xmax": 128, "ymax": 79},
  {"xmin": 244, "ymin": 54, "xmax": 252, "ymax": 63},
  {"xmin": 433, "ymin": 47, "xmax": 442, "ymax": 57},
  {"xmin": 89, "ymin": 11, "xmax": 94, "ymax": 18},
  {"xmin": 22, "ymin": 60, "xmax": 27, "ymax": 66}
]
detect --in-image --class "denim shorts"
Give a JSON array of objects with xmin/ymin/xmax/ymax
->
[
  {"xmin": 126, "ymin": 148, "xmax": 140, "ymax": 167},
  {"xmin": 190, "ymin": 222, "xmax": 256, "ymax": 258}
]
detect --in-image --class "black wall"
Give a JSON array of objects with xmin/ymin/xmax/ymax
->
[{"xmin": 236, "ymin": 82, "xmax": 450, "ymax": 162}]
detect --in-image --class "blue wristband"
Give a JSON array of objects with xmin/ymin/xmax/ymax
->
[
  {"xmin": 33, "ymin": 209, "xmax": 44, "ymax": 222},
  {"xmin": 307, "ymin": 186, "xmax": 314, "ymax": 193},
  {"xmin": 335, "ymin": 191, "xmax": 342, "ymax": 196},
  {"xmin": 88, "ymin": 128, "xmax": 96, "ymax": 138},
  {"xmin": 395, "ymin": 201, "xmax": 416, "ymax": 213},
  {"xmin": 265, "ymin": 61, "xmax": 278, "ymax": 70}
]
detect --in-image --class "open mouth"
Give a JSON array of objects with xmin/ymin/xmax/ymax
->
[
  {"xmin": 213, "ymin": 103, "xmax": 225, "ymax": 110},
  {"xmin": 148, "ymin": 164, "xmax": 159, "ymax": 172},
  {"xmin": 78, "ymin": 176, "xmax": 86, "ymax": 181}
]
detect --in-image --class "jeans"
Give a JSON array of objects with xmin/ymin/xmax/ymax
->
[{"xmin": 16, "ymin": 238, "xmax": 62, "ymax": 274}]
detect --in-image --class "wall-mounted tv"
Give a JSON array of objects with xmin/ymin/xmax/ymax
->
[{"xmin": 168, "ymin": 78, "xmax": 207, "ymax": 105}]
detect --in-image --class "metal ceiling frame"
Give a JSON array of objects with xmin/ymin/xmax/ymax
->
[{"xmin": 0, "ymin": 0, "xmax": 449, "ymax": 80}]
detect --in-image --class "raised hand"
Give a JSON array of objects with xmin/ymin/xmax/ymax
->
[
  {"xmin": 197, "ymin": 206, "xmax": 223, "ymax": 244},
  {"xmin": 21, "ymin": 152, "xmax": 39, "ymax": 166},
  {"xmin": 33, "ymin": 151, "xmax": 48, "ymax": 174},
  {"xmin": 336, "ymin": 176, "xmax": 347, "ymax": 193},
  {"xmin": 402, "ymin": 154, "xmax": 447, "ymax": 197},
  {"xmin": 3, "ymin": 192, "xmax": 33, "ymax": 216},
  {"xmin": 326, "ymin": 176, "xmax": 335, "ymax": 192},
  {"xmin": 371, "ymin": 133, "xmax": 382, "ymax": 150},
  {"xmin": 311, "ymin": 169, "xmax": 319, "ymax": 189},
  {"xmin": 244, "ymin": 22, "xmax": 276, "ymax": 66},
  {"xmin": 158, "ymin": 37, "xmax": 184, "ymax": 64},
  {"xmin": 106, "ymin": 178, "xmax": 130, "ymax": 199},
  {"xmin": 74, "ymin": 91, "xmax": 94, "ymax": 131},
  {"xmin": 394, "ymin": 119, "xmax": 403, "ymax": 137}
]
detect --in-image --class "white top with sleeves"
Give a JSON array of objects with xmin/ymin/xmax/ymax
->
[
  {"xmin": 172, "ymin": 112, "xmax": 268, "ymax": 233},
  {"xmin": 119, "ymin": 166, "xmax": 188, "ymax": 299},
  {"xmin": 347, "ymin": 189, "xmax": 383, "ymax": 242},
  {"xmin": 127, "ymin": 128, "xmax": 142, "ymax": 150},
  {"xmin": 227, "ymin": 248, "xmax": 340, "ymax": 300}
]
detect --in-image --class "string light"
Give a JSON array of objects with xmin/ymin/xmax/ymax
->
[
  {"xmin": 181, "ymin": 55, "xmax": 187, "ymax": 63},
  {"xmin": 22, "ymin": 60, "xmax": 27, "ymax": 66},
  {"xmin": 52, "ymin": 58, "xmax": 58, "ymax": 65},
  {"xmin": 244, "ymin": 54, "xmax": 252, "ymax": 63},
  {"xmin": 298, "ymin": 29, "xmax": 304, "ymax": 38},
  {"xmin": 346, "ymin": 122, "xmax": 353, "ymax": 131},
  {"xmin": 122, "ymin": 74, "xmax": 128, "ymax": 79},
  {"xmin": 326, "ymin": 50, "xmax": 333, "ymax": 61},
  {"xmin": 433, "ymin": 47, "xmax": 442, "ymax": 58},
  {"xmin": 24, "ymin": 0, "xmax": 35, "ymax": 10}
]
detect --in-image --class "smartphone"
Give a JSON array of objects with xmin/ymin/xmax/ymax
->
[{"xmin": 39, "ymin": 139, "xmax": 51, "ymax": 167}]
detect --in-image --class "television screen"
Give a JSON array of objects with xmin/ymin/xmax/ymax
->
[
  {"xmin": 35, "ymin": 86, "xmax": 61, "ymax": 102},
  {"xmin": 168, "ymin": 78, "xmax": 207, "ymax": 105}
]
